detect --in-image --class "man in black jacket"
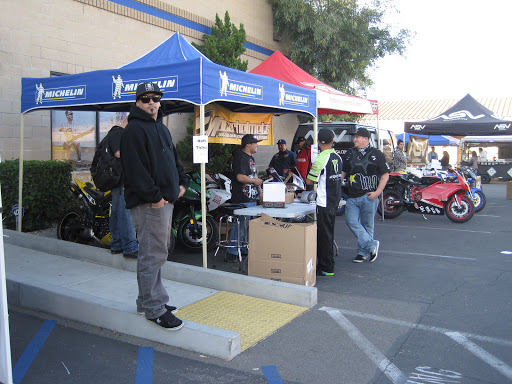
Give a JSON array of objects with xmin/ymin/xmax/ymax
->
[{"xmin": 121, "ymin": 82, "xmax": 189, "ymax": 330}]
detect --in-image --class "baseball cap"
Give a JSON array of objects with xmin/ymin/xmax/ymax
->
[
  {"xmin": 296, "ymin": 136, "xmax": 306, "ymax": 143},
  {"xmin": 136, "ymin": 82, "xmax": 163, "ymax": 100},
  {"xmin": 277, "ymin": 139, "xmax": 287, "ymax": 145},
  {"xmin": 354, "ymin": 127, "xmax": 370, "ymax": 138},
  {"xmin": 318, "ymin": 129, "xmax": 334, "ymax": 144},
  {"xmin": 241, "ymin": 134, "xmax": 262, "ymax": 146}
]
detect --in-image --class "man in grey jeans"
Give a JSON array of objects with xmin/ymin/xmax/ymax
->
[{"xmin": 121, "ymin": 82, "xmax": 189, "ymax": 330}]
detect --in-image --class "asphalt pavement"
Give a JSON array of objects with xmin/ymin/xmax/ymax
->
[{"xmin": 7, "ymin": 182, "xmax": 512, "ymax": 384}]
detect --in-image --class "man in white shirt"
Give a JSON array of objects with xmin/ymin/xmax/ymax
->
[{"xmin": 478, "ymin": 147, "xmax": 488, "ymax": 161}]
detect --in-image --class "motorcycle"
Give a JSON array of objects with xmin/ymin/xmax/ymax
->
[
  {"xmin": 171, "ymin": 173, "xmax": 219, "ymax": 254},
  {"xmin": 378, "ymin": 168, "xmax": 475, "ymax": 223},
  {"xmin": 58, "ymin": 177, "xmax": 218, "ymax": 258},
  {"xmin": 205, "ymin": 172, "xmax": 232, "ymax": 215},
  {"xmin": 436, "ymin": 167, "xmax": 486, "ymax": 212},
  {"xmin": 57, "ymin": 179, "xmax": 112, "ymax": 246}
]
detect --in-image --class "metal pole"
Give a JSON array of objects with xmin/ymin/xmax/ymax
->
[
  {"xmin": 18, "ymin": 114, "xmax": 24, "ymax": 232},
  {"xmin": 0, "ymin": 151, "xmax": 14, "ymax": 384},
  {"xmin": 200, "ymin": 104, "xmax": 207, "ymax": 268}
]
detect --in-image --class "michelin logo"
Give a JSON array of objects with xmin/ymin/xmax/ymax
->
[
  {"xmin": 35, "ymin": 84, "xmax": 86, "ymax": 104},
  {"xmin": 219, "ymin": 71, "xmax": 263, "ymax": 100},
  {"xmin": 112, "ymin": 75, "xmax": 178, "ymax": 98},
  {"xmin": 278, "ymin": 83, "xmax": 309, "ymax": 107}
]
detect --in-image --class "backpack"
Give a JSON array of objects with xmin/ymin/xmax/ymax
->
[{"xmin": 90, "ymin": 126, "xmax": 123, "ymax": 192}]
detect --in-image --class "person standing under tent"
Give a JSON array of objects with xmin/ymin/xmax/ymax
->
[
  {"xmin": 121, "ymin": 82, "xmax": 188, "ymax": 330},
  {"xmin": 306, "ymin": 129, "xmax": 342, "ymax": 277},
  {"xmin": 478, "ymin": 147, "xmax": 488, "ymax": 161},
  {"xmin": 225, "ymin": 134, "xmax": 264, "ymax": 263},
  {"xmin": 427, "ymin": 146, "xmax": 438, "ymax": 162},
  {"xmin": 393, "ymin": 139, "xmax": 407, "ymax": 173},
  {"xmin": 268, "ymin": 139, "xmax": 297, "ymax": 177}
]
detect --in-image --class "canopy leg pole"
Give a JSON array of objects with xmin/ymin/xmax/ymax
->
[
  {"xmin": 18, "ymin": 114, "xmax": 25, "ymax": 232},
  {"xmin": 0, "ymin": 152, "xmax": 14, "ymax": 384},
  {"xmin": 199, "ymin": 104, "xmax": 207, "ymax": 269}
]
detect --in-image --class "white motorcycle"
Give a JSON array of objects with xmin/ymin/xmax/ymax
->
[{"xmin": 205, "ymin": 173, "xmax": 232, "ymax": 214}]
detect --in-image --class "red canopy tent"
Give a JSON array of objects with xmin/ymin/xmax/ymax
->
[{"xmin": 250, "ymin": 51, "xmax": 378, "ymax": 115}]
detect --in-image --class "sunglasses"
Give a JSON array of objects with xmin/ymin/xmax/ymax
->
[
  {"xmin": 66, "ymin": 113, "xmax": 73, "ymax": 117},
  {"xmin": 140, "ymin": 95, "xmax": 162, "ymax": 104}
]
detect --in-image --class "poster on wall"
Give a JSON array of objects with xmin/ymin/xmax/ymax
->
[
  {"xmin": 194, "ymin": 104, "xmax": 273, "ymax": 145},
  {"xmin": 51, "ymin": 110, "xmax": 96, "ymax": 168},
  {"xmin": 99, "ymin": 111, "xmax": 129, "ymax": 142}
]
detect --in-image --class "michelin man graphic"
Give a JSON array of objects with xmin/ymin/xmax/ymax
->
[
  {"xmin": 279, "ymin": 83, "xmax": 285, "ymax": 105},
  {"xmin": 112, "ymin": 75, "xmax": 124, "ymax": 99},
  {"xmin": 219, "ymin": 70, "xmax": 229, "ymax": 96},
  {"xmin": 35, "ymin": 83, "xmax": 44, "ymax": 104}
]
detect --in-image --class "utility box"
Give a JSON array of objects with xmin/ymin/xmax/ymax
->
[
  {"xmin": 248, "ymin": 214, "xmax": 316, "ymax": 286},
  {"xmin": 262, "ymin": 182, "xmax": 286, "ymax": 208}
]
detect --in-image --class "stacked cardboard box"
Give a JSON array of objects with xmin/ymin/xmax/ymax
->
[{"xmin": 248, "ymin": 214, "xmax": 316, "ymax": 286}]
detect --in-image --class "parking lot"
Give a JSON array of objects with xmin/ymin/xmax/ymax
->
[{"xmin": 8, "ymin": 182, "xmax": 512, "ymax": 383}]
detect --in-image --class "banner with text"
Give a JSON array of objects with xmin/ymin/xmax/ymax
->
[{"xmin": 194, "ymin": 104, "xmax": 273, "ymax": 145}]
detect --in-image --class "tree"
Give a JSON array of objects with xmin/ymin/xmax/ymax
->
[
  {"xmin": 268, "ymin": 0, "xmax": 411, "ymax": 96},
  {"xmin": 192, "ymin": 11, "xmax": 248, "ymax": 71}
]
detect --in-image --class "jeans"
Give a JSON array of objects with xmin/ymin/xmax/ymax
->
[
  {"xmin": 226, "ymin": 201, "xmax": 257, "ymax": 256},
  {"xmin": 345, "ymin": 194, "xmax": 379, "ymax": 257},
  {"xmin": 109, "ymin": 186, "xmax": 138, "ymax": 254},
  {"xmin": 130, "ymin": 203, "xmax": 174, "ymax": 320}
]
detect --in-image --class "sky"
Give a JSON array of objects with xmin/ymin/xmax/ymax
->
[{"xmin": 367, "ymin": 0, "xmax": 512, "ymax": 101}]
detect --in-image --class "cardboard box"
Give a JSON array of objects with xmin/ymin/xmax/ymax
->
[
  {"xmin": 248, "ymin": 214, "xmax": 316, "ymax": 286},
  {"xmin": 285, "ymin": 192, "xmax": 295, "ymax": 204},
  {"xmin": 507, "ymin": 181, "xmax": 512, "ymax": 200}
]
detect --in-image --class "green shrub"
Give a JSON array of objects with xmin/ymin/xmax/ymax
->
[{"xmin": 0, "ymin": 160, "xmax": 75, "ymax": 231}]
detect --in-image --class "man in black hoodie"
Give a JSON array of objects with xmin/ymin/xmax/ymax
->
[{"xmin": 121, "ymin": 82, "xmax": 189, "ymax": 330}]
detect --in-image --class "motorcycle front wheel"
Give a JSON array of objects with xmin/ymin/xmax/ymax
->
[
  {"xmin": 377, "ymin": 189, "xmax": 404, "ymax": 219},
  {"xmin": 177, "ymin": 215, "xmax": 219, "ymax": 252},
  {"xmin": 445, "ymin": 195, "xmax": 474, "ymax": 223},
  {"xmin": 57, "ymin": 208, "xmax": 90, "ymax": 244},
  {"xmin": 472, "ymin": 190, "xmax": 486, "ymax": 212}
]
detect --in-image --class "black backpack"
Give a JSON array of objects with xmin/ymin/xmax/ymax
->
[{"xmin": 90, "ymin": 126, "xmax": 123, "ymax": 192}]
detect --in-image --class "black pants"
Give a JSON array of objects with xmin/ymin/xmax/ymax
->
[{"xmin": 317, "ymin": 206, "xmax": 337, "ymax": 273}]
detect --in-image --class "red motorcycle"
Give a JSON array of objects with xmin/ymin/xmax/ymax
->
[{"xmin": 378, "ymin": 169, "xmax": 475, "ymax": 223}]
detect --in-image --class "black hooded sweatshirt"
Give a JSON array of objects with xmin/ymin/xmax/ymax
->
[{"xmin": 121, "ymin": 104, "xmax": 189, "ymax": 209}]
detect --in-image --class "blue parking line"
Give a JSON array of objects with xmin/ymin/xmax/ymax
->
[
  {"xmin": 261, "ymin": 365, "xmax": 284, "ymax": 384},
  {"xmin": 13, "ymin": 320, "xmax": 57, "ymax": 384},
  {"xmin": 135, "ymin": 347, "xmax": 154, "ymax": 384}
]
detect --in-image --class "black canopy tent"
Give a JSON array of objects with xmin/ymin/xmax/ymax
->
[{"xmin": 404, "ymin": 94, "xmax": 512, "ymax": 136}]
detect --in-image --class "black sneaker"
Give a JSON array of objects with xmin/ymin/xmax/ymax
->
[
  {"xmin": 369, "ymin": 241, "xmax": 380, "ymax": 263},
  {"xmin": 148, "ymin": 310, "xmax": 184, "ymax": 330},
  {"xmin": 353, "ymin": 254, "xmax": 366, "ymax": 263},
  {"xmin": 225, "ymin": 252, "xmax": 238, "ymax": 263},
  {"xmin": 110, "ymin": 249, "xmax": 122, "ymax": 255},
  {"xmin": 138, "ymin": 304, "xmax": 178, "ymax": 316}
]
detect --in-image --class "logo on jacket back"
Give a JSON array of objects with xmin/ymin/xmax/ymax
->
[
  {"xmin": 112, "ymin": 75, "xmax": 177, "ymax": 99},
  {"xmin": 35, "ymin": 83, "xmax": 86, "ymax": 104},
  {"xmin": 431, "ymin": 110, "xmax": 485, "ymax": 121},
  {"xmin": 219, "ymin": 70, "xmax": 263, "ymax": 100}
]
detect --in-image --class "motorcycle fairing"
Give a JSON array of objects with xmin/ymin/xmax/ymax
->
[{"xmin": 406, "ymin": 201, "xmax": 444, "ymax": 215}]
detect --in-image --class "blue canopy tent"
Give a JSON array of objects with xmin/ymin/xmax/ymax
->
[
  {"xmin": 19, "ymin": 32, "xmax": 317, "ymax": 266},
  {"xmin": 396, "ymin": 133, "xmax": 460, "ymax": 146}
]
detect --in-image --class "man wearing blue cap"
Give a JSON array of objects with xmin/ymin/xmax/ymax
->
[{"xmin": 268, "ymin": 139, "xmax": 297, "ymax": 177}]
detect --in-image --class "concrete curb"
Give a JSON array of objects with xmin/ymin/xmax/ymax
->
[
  {"xmin": 7, "ymin": 274, "xmax": 241, "ymax": 360},
  {"xmin": 4, "ymin": 230, "xmax": 317, "ymax": 308}
]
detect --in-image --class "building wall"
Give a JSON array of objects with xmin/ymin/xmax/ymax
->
[{"xmin": 0, "ymin": 0, "xmax": 290, "ymax": 162}]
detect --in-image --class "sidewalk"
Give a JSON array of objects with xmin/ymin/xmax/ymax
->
[{"xmin": 3, "ymin": 229, "xmax": 316, "ymax": 361}]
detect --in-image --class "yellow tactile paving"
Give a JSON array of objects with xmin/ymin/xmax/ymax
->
[{"xmin": 178, "ymin": 291, "xmax": 308, "ymax": 351}]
